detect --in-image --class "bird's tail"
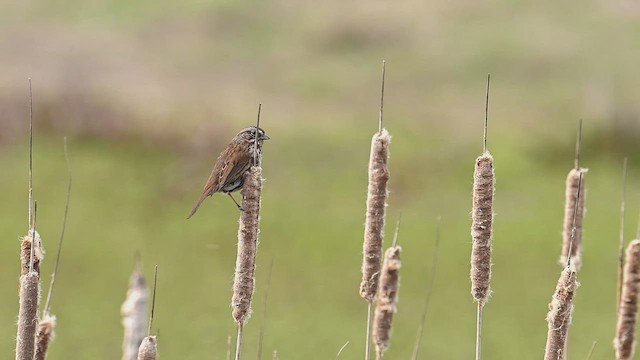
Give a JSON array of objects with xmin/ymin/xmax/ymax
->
[{"xmin": 187, "ymin": 192, "xmax": 210, "ymax": 219}]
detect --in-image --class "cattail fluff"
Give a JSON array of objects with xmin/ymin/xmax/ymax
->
[
  {"xmin": 121, "ymin": 267, "xmax": 149, "ymax": 360},
  {"xmin": 20, "ymin": 229, "xmax": 43, "ymax": 276},
  {"xmin": 615, "ymin": 240, "xmax": 640, "ymax": 360},
  {"xmin": 544, "ymin": 265, "xmax": 579, "ymax": 360},
  {"xmin": 33, "ymin": 315, "xmax": 56, "ymax": 360},
  {"xmin": 137, "ymin": 336, "xmax": 158, "ymax": 360},
  {"xmin": 470, "ymin": 153, "xmax": 494, "ymax": 305},
  {"xmin": 559, "ymin": 168, "xmax": 587, "ymax": 270},
  {"xmin": 360, "ymin": 129, "xmax": 391, "ymax": 301},
  {"xmin": 232, "ymin": 166, "xmax": 263, "ymax": 325},
  {"xmin": 373, "ymin": 245, "xmax": 401, "ymax": 359}
]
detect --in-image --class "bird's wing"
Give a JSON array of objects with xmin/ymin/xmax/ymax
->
[{"xmin": 213, "ymin": 143, "xmax": 252, "ymax": 192}]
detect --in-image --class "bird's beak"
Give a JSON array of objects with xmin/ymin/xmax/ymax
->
[{"xmin": 261, "ymin": 134, "xmax": 270, "ymax": 140}]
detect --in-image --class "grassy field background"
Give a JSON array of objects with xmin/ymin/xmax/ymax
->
[{"xmin": 2, "ymin": 0, "xmax": 640, "ymax": 359}]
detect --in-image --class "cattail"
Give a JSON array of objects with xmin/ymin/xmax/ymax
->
[
  {"xmin": 615, "ymin": 240, "xmax": 640, "ymax": 360},
  {"xmin": 471, "ymin": 152, "xmax": 494, "ymax": 305},
  {"xmin": 360, "ymin": 128, "xmax": 391, "ymax": 301},
  {"xmin": 137, "ymin": 336, "xmax": 158, "ymax": 360},
  {"xmin": 361, "ymin": 61, "xmax": 391, "ymax": 360},
  {"xmin": 373, "ymin": 245, "xmax": 401, "ymax": 359},
  {"xmin": 16, "ymin": 224, "xmax": 43, "ymax": 360},
  {"xmin": 232, "ymin": 166, "xmax": 262, "ymax": 325},
  {"xmin": 33, "ymin": 315, "xmax": 55, "ymax": 360},
  {"xmin": 470, "ymin": 75, "xmax": 494, "ymax": 360},
  {"xmin": 559, "ymin": 168, "xmax": 587, "ymax": 269},
  {"xmin": 544, "ymin": 264, "xmax": 579, "ymax": 360},
  {"xmin": 121, "ymin": 262, "xmax": 149, "ymax": 360}
]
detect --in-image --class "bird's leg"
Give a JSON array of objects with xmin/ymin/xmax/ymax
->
[{"xmin": 227, "ymin": 193, "xmax": 243, "ymax": 211}]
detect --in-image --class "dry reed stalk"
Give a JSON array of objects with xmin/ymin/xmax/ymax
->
[
  {"xmin": 471, "ymin": 74, "xmax": 493, "ymax": 360},
  {"xmin": 559, "ymin": 168, "xmax": 587, "ymax": 270},
  {"xmin": 336, "ymin": 341, "xmax": 350, "ymax": 359},
  {"xmin": 373, "ymin": 245, "xmax": 401, "ymax": 360},
  {"xmin": 33, "ymin": 315, "xmax": 55, "ymax": 360},
  {"xmin": 615, "ymin": 240, "xmax": 640, "ymax": 360},
  {"xmin": 137, "ymin": 336, "xmax": 158, "ymax": 360},
  {"xmin": 121, "ymin": 261, "xmax": 149, "ymax": 360},
  {"xmin": 232, "ymin": 166, "xmax": 263, "ymax": 359}
]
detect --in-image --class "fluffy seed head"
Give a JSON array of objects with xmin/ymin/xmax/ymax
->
[
  {"xmin": 20, "ymin": 229, "xmax": 43, "ymax": 276},
  {"xmin": 615, "ymin": 240, "xmax": 640, "ymax": 360},
  {"xmin": 470, "ymin": 153, "xmax": 494, "ymax": 305},
  {"xmin": 373, "ymin": 245, "xmax": 401, "ymax": 357},
  {"xmin": 33, "ymin": 315, "xmax": 56, "ymax": 360},
  {"xmin": 559, "ymin": 168, "xmax": 587, "ymax": 270},
  {"xmin": 544, "ymin": 265, "xmax": 579, "ymax": 360},
  {"xmin": 360, "ymin": 129, "xmax": 391, "ymax": 302},
  {"xmin": 137, "ymin": 336, "xmax": 158, "ymax": 360},
  {"xmin": 232, "ymin": 166, "xmax": 263, "ymax": 325},
  {"xmin": 121, "ymin": 267, "xmax": 149, "ymax": 360},
  {"xmin": 16, "ymin": 271, "xmax": 41, "ymax": 360}
]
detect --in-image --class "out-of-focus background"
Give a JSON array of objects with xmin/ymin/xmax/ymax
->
[{"xmin": 1, "ymin": 1, "xmax": 640, "ymax": 359}]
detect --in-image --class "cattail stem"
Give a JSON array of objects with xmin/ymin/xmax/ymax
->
[
  {"xmin": 544, "ymin": 265, "xmax": 579, "ymax": 360},
  {"xmin": 336, "ymin": 341, "xmax": 350, "ymax": 359},
  {"xmin": 373, "ymin": 245, "xmax": 401, "ymax": 360},
  {"xmin": 226, "ymin": 335, "xmax": 232, "ymax": 360},
  {"xmin": 615, "ymin": 240, "xmax": 640, "ymax": 360},
  {"xmin": 476, "ymin": 303, "xmax": 484, "ymax": 360},
  {"xmin": 365, "ymin": 302, "xmax": 373, "ymax": 360},
  {"xmin": 235, "ymin": 325, "xmax": 244, "ymax": 360}
]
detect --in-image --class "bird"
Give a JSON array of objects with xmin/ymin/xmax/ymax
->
[{"xmin": 188, "ymin": 126, "xmax": 269, "ymax": 219}]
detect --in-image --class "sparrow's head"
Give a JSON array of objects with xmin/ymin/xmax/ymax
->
[{"xmin": 238, "ymin": 126, "xmax": 270, "ymax": 142}]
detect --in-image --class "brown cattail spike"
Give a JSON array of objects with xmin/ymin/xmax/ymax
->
[
  {"xmin": 16, "ymin": 272, "xmax": 40, "ymax": 360},
  {"xmin": 232, "ymin": 166, "xmax": 262, "ymax": 325},
  {"xmin": 471, "ymin": 153, "xmax": 494, "ymax": 305},
  {"xmin": 615, "ymin": 240, "xmax": 640, "ymax": 360},
  {"xmin": 373, "ymin": 245, "xmax": 401, "ymax": 359},
  {"xmin": 360, "ymin": 129, "xmax": 391, "ymax": 301},
  {"xmin": 137, "ymin": 336, "xmax": 158, "ymax": 360},
  {"xmin": 121, "ymin": 261, "xmax": 149, "ymax": 360},
  {"xmin": 560, "ymin": 121, "xmax": 587, "ymax": 270},
  {"xmin": 544, "ymin": 265, "xmax": 579, "ymax": 360},
  {"xmin": 33, "ymin": 315, "xmax": 55, "ymax": 360},
  {"xmin": 559, "ymin": 168, "xmax": 587, "ymax": 270}
]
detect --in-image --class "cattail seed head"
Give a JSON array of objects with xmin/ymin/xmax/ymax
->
[
  {"xmin": 121, "ymin": 267, "xmax": 149, "ymax": 360},
  {"xmin": 373, "ymin": 245, "xmax": 401, "ymax": 358},
  {"xmin": 33, "ymin": 315, "xmax": 56, "ymax": 360},
  {"xmin": 544, "ymin": 265, "xmax": 579, "ymax": 360},
  {"xmin": 16, "ymin": 271, "xmax": 40, "ymax": 360},
  {"xmin": 360, "ymin": 129, "xmax": 391, "ymax": 302},
  {"xmin": 559, "ymin": 168, "xmax": 587, "ymax": 270},
  {"xmin": 137, "ymin": 336, "xmax": 158, "ymax": 360},
  {"xmin": 615, "ymin": 240, "xmax": 640, "ymax": 360},
  {"xmin": 20, "ymin": 229, "xmax": 43, "ymax": 276},
  {"xmin": 232, "ymin": 166, "xmax": 263, "ymax": 325},
  {"xmin": 470, "ymin": 153, "xmax": 494, "ymax": 305}
]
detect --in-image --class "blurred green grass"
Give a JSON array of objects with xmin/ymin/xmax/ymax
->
[{"xmin": 1, "ymin": 0, "xmax": 640, "ymax": 359}]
